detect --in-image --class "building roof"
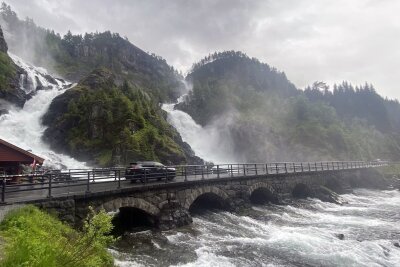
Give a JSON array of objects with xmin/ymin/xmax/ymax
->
[{"xmin": 0, "ymin": 138, "xmax": 45, "ymax": 164}]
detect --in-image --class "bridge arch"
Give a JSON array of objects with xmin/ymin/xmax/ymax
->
[
  {"xmin": 292, "ymin": 183, "xmax": 313, "ymax": 199},
  {"xmin": 184, "ymin": 187, "xmax": 230, "ymax": 213},
  {"xmin": 98, "ymin": 197, "xmax": 161, "ymax": 233},
  {"xmin": 96, "ymin": 197, "xmax": 160, "ymax": 216},
  {"xmin": 248, "ymin": 182, "xmax": 279, "ymax": 204}
]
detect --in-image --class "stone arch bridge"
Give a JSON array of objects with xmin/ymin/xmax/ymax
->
[{"xmin": 24, "ymin": 164, "xmax": 386, "ymax": 230}]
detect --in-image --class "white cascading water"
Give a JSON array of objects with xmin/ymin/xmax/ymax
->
[
  {"xmin": 162, "ymin": 96, "xmax": 237, "ymax": 163},
  {"xmin": 0, "ymin": 54, "xmax": 87, "ymax": 169},
  {"xmin": 111, "ymin": 189, "xmax": 400, "ymax": 266}
]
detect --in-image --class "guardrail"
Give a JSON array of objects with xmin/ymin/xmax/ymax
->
[{"xmin": 0, "ymin": 161, "xmax": 388, "ymax": 204}]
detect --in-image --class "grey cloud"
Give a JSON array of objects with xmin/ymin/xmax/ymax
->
[{"xmin": 6, "ymin": 0, "xmax": 400, "ymax": 100}]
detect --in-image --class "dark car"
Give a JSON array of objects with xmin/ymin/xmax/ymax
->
[{"xmin": 125, "ymin": 161, "xmax": 176, "ymax": 183}]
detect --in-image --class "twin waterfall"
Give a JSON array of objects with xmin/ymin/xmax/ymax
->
[{"xmin": 0, "ymin": 54, "xmax": 230, "ymax": 169}]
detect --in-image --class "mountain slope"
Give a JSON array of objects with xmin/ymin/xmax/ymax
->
[
  {"xmin": 178, "ymin": 52, "xmax": 400, "ymax": 162},
  {"xmin": 42, "ymin": 68, "xmax": 200, "ymax": 166},
  {"xmin": 0, "ymin": 3, "xmax": 184, "ymax": 103},
  {"xmin": 178, "ymin": 51, "xmax": 298, "ymax": 125}
]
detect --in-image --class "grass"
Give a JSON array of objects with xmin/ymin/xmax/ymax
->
[{"xmin": 0, "ymin": 205, "xmax": 115, "ymax": 267}]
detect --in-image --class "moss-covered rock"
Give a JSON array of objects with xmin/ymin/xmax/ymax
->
[{"xmin": 43, "ymin": 68, "xmax": 201, "ymax": 167}]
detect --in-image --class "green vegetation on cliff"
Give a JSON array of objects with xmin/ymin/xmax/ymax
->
[
  {"xmin": 179, "ymin": 51, "xmax": 297, "ymax": 125},
  {"xmin": 43, "ymin": 68, "xmax": 197, "ymax": 167},
  {"xmin": 179, "ymin": 52, "xmax": 400, "ymax": 162},
  {"xmin": 1, "ymin": 3, "xmax": 184, "ymax": 102},
  {"xmin": 0, "ymin": 206, "xmax": 114, "ymax": 267},
  {"xmin": 0, "ymin": 51, "xmax": 15, "ymax": 92}
]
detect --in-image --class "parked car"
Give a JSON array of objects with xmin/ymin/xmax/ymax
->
[{"xmin": 125, "ymin": 161, "xmax": 176, "ymax": 183}]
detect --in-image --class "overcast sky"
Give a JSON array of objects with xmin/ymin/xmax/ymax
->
[{"xmin": 6, "ymin": 0, "xmax": 400, "ymax": 100}]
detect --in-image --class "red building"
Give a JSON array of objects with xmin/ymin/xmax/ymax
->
[{"xmin": 0, "ymin": 138, "xmax": 44, "ymax": 175}]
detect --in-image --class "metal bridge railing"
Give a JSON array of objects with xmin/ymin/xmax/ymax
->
[{"xmin": 0, "ymin": 161, "xmax": 388, "ymax": 204}]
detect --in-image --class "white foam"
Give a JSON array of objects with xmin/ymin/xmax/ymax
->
[{"xmin": 0, "ymin": 54, "xmax": 87, "ymax": 169}]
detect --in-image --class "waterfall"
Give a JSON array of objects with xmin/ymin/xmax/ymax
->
[
  {"xmin": 0, "ymin": 54, "xmax": 88, "ymax": 169},
  {"xmin": 162, "ymin": 96, "xmax": 237, "ymax": 164}
]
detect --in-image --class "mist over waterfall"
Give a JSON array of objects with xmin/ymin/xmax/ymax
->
[
  {"xmin": 162, "ymin": 96, "xmax": 238, "ymax": 163},
  {"xmin": 0, "ymin": 54, "xmax": 87, "ymax": 169}
]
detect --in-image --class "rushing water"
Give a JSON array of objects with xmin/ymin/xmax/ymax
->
[
  {"xmin": 111, "ymin": 189, "xmax": 400, "ymax": 267},
  {"xmin": 162, "ymin": 99, "xmax": 237, "ymax": 163},
  {"xmin": 0, "ymin": 54, "xmax": 87, "ymax": 169}
]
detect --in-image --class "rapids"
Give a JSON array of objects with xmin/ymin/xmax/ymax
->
[{"xmin": 111, "ymin": 189, "xmax": 400, "ymax": 266}]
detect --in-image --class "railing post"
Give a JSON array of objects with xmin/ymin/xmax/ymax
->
[
  {"xmin": 276, "ymin": 163, "xmax": 279, "ymax": 174},
  {"xmin": 321, "ymin": 162, "xmax": 324, "ymax": 171},
  {"xmin": 48, "ymin": 174, "xmax": 52, "ymax": 198},
  {"xmin": 314, "ymin": 162, "xmax": 317, "ymax": 171},
  {"xmin": 301, "ymin": 163, "xmax": 304, "ymax": 172},
  {"xmin": 266, "ymin": 164, "xmax": 269, "ymax": 175},
  {"xmin": 217, "ymin": 165, "xmax": 220, "ymax": 179},
  {"xmin": 117, "ymin": 170, "xmax": 121, "ymax": 188},
  {"xmin": 243, "ymin": 164, "xmax": 246, "ymax": 176},
  {"xmin": 308, "ymin": 163, "xmax": 311, "ymax": 172},
  {"xmin": 255, "ymin": 164, "xmax": 258, "ymax": 175},
  {"xmin": 86, "ymin": 172, "xmax": 90, "ymax": 193},
  {"xmin": 164, "ymin": 167, "xmax": 168, "ymax": 183},
  {"xmin": 202, "ymin": 166, "xmax": 205, "ymax": 180},
  {"xmin": 284, "ymin": 163, "xmax": 287, "ymax": 173},
  {"xmin": 2, "ymin": 176, "xmax": 6, "ymax": 203},
  {"xmin": 184, "ymin": 167, "xmax": 187, "ymax": 181},
  {"xmin": 293, "ymin": 163, "xmax": 296, "ymax": 173}
]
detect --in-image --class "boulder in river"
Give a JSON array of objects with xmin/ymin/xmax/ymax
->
[
  {"xmin": 314, "ymin": 186, "xmax": 347, "ymax": 205},
  {"xmin": 335, "ymin": 233, "xmax": 345, "ymax": 240}
]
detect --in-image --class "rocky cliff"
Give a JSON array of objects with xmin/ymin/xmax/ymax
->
[
  {"xmin": 42, "ymin": 68, "xmax": 202, "ymax": 167},
  {"xmin": 0, "ymin": 25, "xmax": 26, "ymax": 108}
]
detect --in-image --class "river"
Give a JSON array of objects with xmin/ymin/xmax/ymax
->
[{"xmin": 110, "ymin": 188, "xmax": 400, "ymax": 267}]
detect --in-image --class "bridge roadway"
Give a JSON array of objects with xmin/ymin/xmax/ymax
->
[{"xmin": 0, "ymin": 161, "xmax": 383, "ymax": 204}]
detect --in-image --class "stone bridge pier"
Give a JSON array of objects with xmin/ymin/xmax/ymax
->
[{"xmin": 33, "ymin": 168, "xmax": 387, "ymax": 231}]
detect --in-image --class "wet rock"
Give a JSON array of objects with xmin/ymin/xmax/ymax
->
[
  {"xmin": 157, "ymin": 205, "xmax": 192, "ymax": 230},
  {"xmin": 394, "ymin": 242, "xmax": 400, "ymax": 248},
  {"xmin": 44, "ymin": 74, "xmax": 58, "ymax": 85},
  {"xmin": 335, "ymin": 233, "xmax": 345, "ymax": 240},
  {"xmin": 314, "ymin": 186, "xmax": 347, "ymax": 205},
  {"xmin": 0, "ymin": 108, "xmax": 8, "ymax": 116}
]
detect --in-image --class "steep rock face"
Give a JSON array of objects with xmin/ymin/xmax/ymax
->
[
  {"xmin": 0, "ymin": 26, "xmax": 8, "ymax": 52},
  {"xmin": 43, "ymin": 68, "xmax": 202, "ymax": 167},
  {"xmin": 0, "ymin": 25, "xmax": 26, "ymax": 107}
]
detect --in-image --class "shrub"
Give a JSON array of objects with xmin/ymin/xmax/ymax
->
[{"xmin": 0, "ymin": 205, "xmax": 115, "ymax": 267}]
